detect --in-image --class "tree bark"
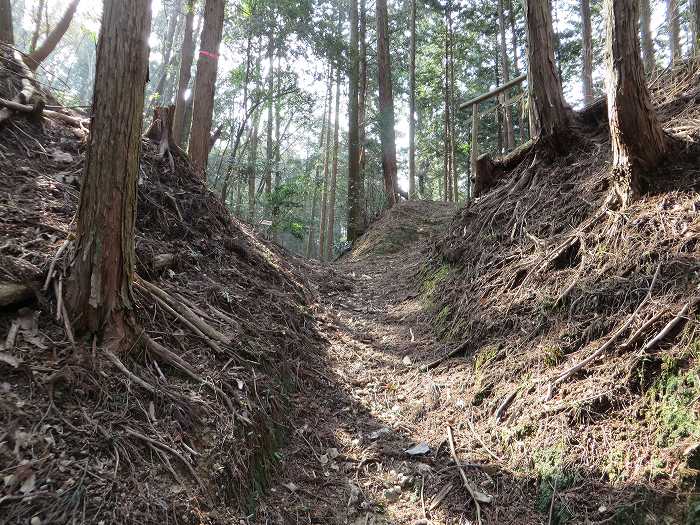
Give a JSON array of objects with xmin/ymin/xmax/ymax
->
[
  {"xmin": 443, "ymin": 4, "xmax": 451, "ymax": 202},
  {"xmin": 376, "ymin": 0, "xmax": 398, "ymax": 206},
  {"xmin": 606, "ymin": 0, "xmax": 668, "ymax": 206},
  {"xmin": 26, "ymin": 0, "xmax": 80, "ymax": 72},
  {"xmin": 151, "ymin": 1, "xmax": 182, "ymax": 107},
  {"xmin": 247, "ymin": 107, "xmax": 261, "ymax": 222},
  {"xmin": 347, "ymin": 0, "xmax": 363, "ymax": 241},
  {"xmin": 358, "ymin": 0, "xmax": 367, "ymax": 220},
  {"xmin": 67, "ymin": 0, "xmax": 151, "ymax": 339},
  {"xmin": 29, "ymin": 0, "xmax": 46, "ymax": 52},
  {"xmin": 408, "ymin": 0, "xmax": 417, "ymax": 198},
  {"xmin": 173, "ymin": 0, "xmax": 197, "ymax": 147},
  {"xmin": 326, "ymin": 67, "xmax": 341, "ymax": 260},
  {"xmin": 264, "ymin": 33, "xmax": 275, "ymax": 197},
  {"xmin": 498, "ymin": 0, "xmax": 515, "ymax": 150},
  {"xmin": 318, "ymin": 66, "xmax": 334, "ymax": 261},
  {"xmin": 188, "ymin": 0, "xmax": 224, "ymax": 175},
  {"xmin": 524, "ymin": 0, "xmax": 570, "ymax": 150},
  {"xmin": 581, "ymin": 0, "xmax": 594, "ymax": 105},
  {"xmin": 667, "ymin": 0, "xmax": 680, "ymax": 64},
  {"xmin": 0, "ymin": 0, "xmax": 13, "ymax": 45},
  {"xmin": 639, "ymin": 0, "xmax": 655, "ymax": 72}
]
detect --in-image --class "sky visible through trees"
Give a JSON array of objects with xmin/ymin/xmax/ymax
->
[{"xmin": 9, "ymin": 0, "xmax": 693, "ymax": 256}]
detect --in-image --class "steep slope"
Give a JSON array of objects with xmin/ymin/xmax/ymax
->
[
  {"xmin": 0, "ymin": 62, "xmax": 324, "ymax": 523},
  {"xmin": 423, "ymin": 62, "xmax": 700, "ymax": 522}
]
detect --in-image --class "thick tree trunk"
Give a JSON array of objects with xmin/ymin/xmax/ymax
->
[
  {"xmin": 524, "ymin": 0, "xmax": 570, "ymax": 150},
  {"xmin": 0, "ymin": 0, "xmax": 12, "ymax": 45},
  {"xmin": 581, "ymin": 0, "xmax": 594, "ymax": 105},
  {"xmin": 188, "ymin": 0, "xmax": 224, "ymax": 175},
  {"xmin": 264, "ymin": 34, "xmax": 274, "ymax": 197},
  {"xmin": 639, "ymin": 0, "xmax": 655, "ymax": 72},
  {"xmin": 326, "ymin": 67, "xmax": 341, "ymax": 261},
  {"xmin": 305, "ymin": 184, "xmax": 319, "ymax": 258},
  {"xmin": 606, "ymin": 0, "xmax": 668, "ymax": 206},
  {"xmin": 26, "ymin": 0, "xmax": 80, "ymax": 72},
  {"xmin": 173, "ymin": 0, "xmax": 197, "ymax": 147},
  {"xmin": 376, "ymin": 0, "xmax": 398, "ymax": 206},
  {"xmin": 408, "ymin": 0, "xmax": 417, "ymax": 199},
  {"xmin": 498, "ymin": 0, "xmax": 515, "ymax": 150},
  {"xmin": 67, "ymin": 0, "xmax": 151, "ymax": 339},
  {"xmin": 347, "ymin": 0, "xmax": 363, "ymax": 242},
  {"xmin": 667, "ymin": 0, "xmax": 680, "ymax": 64}
]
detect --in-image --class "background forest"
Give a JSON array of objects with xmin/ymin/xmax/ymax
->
[{"xmin": 8, "ymin": 0, "xmax": 698, "ymax": 256}]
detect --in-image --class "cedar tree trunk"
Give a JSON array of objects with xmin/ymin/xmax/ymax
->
[{"xmin": 67, "ymin": 0, "xmax": 151, "ymax": 339}]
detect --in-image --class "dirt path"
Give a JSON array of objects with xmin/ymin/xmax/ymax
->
[{"xmin": 256, "ymin": 202, "xmax": 537, "ymax": 524}]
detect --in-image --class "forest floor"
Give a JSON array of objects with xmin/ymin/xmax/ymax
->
[{"xmin": 258, "ymin": 201, "xmax": 551, "ymax": 524}]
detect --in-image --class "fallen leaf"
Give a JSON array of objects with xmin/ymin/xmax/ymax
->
[{"xmin": 405, "ymin": 442, "xmax": 431, "ymax": 456}]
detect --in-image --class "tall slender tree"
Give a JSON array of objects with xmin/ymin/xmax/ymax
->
[
  {"xmin": 640, "ymin": 0, "xmax": 655, "ymax": 71},
  {"xmin": 524, "ymin": 0, "xmax": 570, "ymax": 149},
  {"xmin": 606, "ymin": 0, "xmax": 668, "ymax": 206},
  {"xmin": 188, "ymin": 0, "xmax": 225, "ymax": 174},
  {"xmin": 318, "ymin": 65, "xmax": 334, "ymax": 260},
  {"xmin": 498, "ymin": 0, "xmax": 515, "ymax": 149},
  {"xmin": 26, "ymin": 0, "xmax": 80, "ymax": 72},
  {"xmin": 264, "ymin": 33, "xmax": 275, "ymax": 197},
  {"xmin": 326, "ymin": 66, "xmax": 342, "ymax": 260},
  {"xmin": 667, "ymin": 0, "xmax": 680, "ymax": 64},
  {"xmin": 581, "ymin": 0, "xmax": 594, "ymax": 105},
  {"xmin": 173, "ymin": 0, "xmax": 197, "ymax": 146},
  {"xmin": 29, "ymin": 0, "xmax": 46, "ymax": 52},
  {"xmin": 0, "ymin": 0, "xmax": 12, "ymax": 45},
  {"xmin": 408, "ymin": 0, "xmax": 417, "ymax": 198},
  {"xmin": 347, "ymin": 0, "xmax": 363, "ymax": 241},
  {"xmin": 151, "ymin": 1, "xmax": 182, "ymax": 106},
  {"xmin": 376, "ymin": 0, "xmax": 398, "ymax": 205},
  {"xmin": 67, "ymin": 0, "xmax": 152, "ymax": 338}
]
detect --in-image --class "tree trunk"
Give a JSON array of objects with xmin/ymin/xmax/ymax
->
[
  {"xmin": 696, "ymin": 0, "xmax": 700, "ymax": 53},
  {"xmin": 188, "ymin": 0, "xmax": 224, "ymax": 175},
  {"xmin": 264, "ymin": 34, "xmax": 275, "ymax": 197},
  {"xmin": 247, "ymin": 108, "xmax": 261, "ymax": 222},
  {"xmin": 67, "ymin": 0, "xmax": 151, "ymax": 339},
  {"xmin": 25, "ymin": 0, "xmax": 80, "ymax": 72},
  {"xmin": 26, "ymin": 0, "xmax": 80, "ymax": 72},
  {"xmin": 581, "ymin": 0, "xmax": 594, "ymax": 105},
  {"xmin": 498, "ymin": 0, "xmax": 515, "ymax": 150},
  {"xmin": 376, "ymin": 0, "xmax": 398, "ymax": 206},
  {"xmin": 326, "ymin": 67, "xmax": 341, "ymax": 261},
  {"xmin": 347, "ymin": 0, "xmax": 363, "ymax": 242},
  {"xmin": 450, "ymin": 26, "xmax": 458, "ymax": 202},
  {"xmin": 524, "ymin": 0, "xmax": 570, "ymax": 150},
  {"xmin": 305, "ymin": 184, "xmax": 319, "ymax": 258},
  {"xmin": 0, "ymin": 0, "xmax": 12, "ymax": 45},
  {"xmin": 29, "ymin": 0, "xmax": 46, "ymax": 52},
  {"xmin": 443, "ymin": 5, "xmax": 451, "ymax": 202},
  {"xmin": 318, "ymin": 66, "xmax": 334, "ymax": 261},
  {"xmin": 667, "ymin": 0, "xmax": 680, "ymax": 64},
  {"xmin": 408, "ymin": 0, "xmax": 417, "ymax": 199},
  {"xmin": 639, "ymin": 0, "xmax": 655, "ymax": 72},
  {"xmin": 151, "ymin": 1, "xmax": 182, "ymax": 106},
  {"xmin": 173, "ymin": 0, "xmax": 197, "ymax": 147},
  {"xmin": 606, "ymin": 0, "xmax": 668, "ymax": 206},
  {"xmin": 358, "ymin": 0, "xmax": 367, "ymax": 221}
]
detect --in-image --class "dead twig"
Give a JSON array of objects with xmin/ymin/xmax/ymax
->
[{"xmin": 446, "ymin": 426, "xmax": 492, "ymax": 525}]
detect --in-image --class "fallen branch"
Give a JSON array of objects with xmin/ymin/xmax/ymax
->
[
  {"xmin": 425, "ymin": 339, "xmax": 469, "ymax": 370},
  {"xmin": 143, "ymin": 333, "xmax": 234, "ymax": 412},
  {"xmin": 446, "ymin": 426, "xmax": 492, "ymax": 525},
  {"xmin": 640, "ymin": 297, "xmax": 700, "ymax": 352},
  {"xmin": 0, "ymin": 281, "xmax": 35, "ymax": 307},
  {"xmin": 494, "ymin": 388, "xmax": 518, "ymax": 421},
  {"xmin": 136, "ymin": 277, "xmax": 231, "ymax": 345}
]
